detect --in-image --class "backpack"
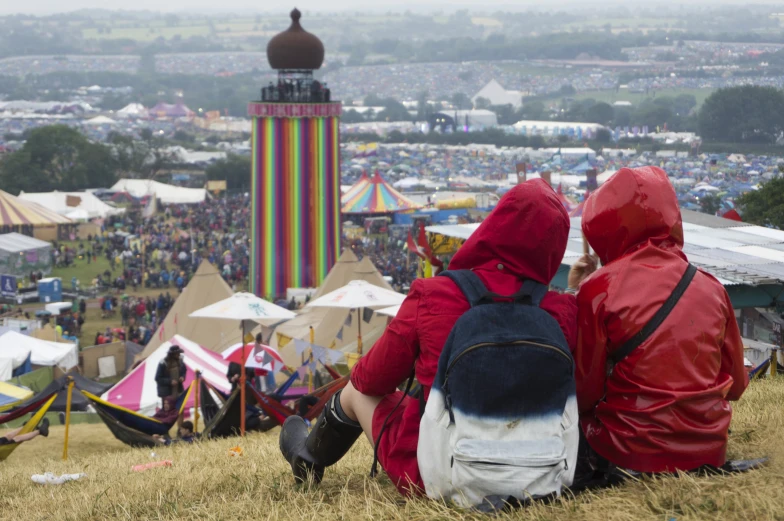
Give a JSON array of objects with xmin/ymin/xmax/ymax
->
[{"xmin": 417, "ymin": 270, "xmax": 578, "ymax": 508}]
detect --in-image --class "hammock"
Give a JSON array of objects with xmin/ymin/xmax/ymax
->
[
  {"xmin": 0, "ymin": 394, "xmax": 57, "ymax": 462},
  {"xmin": 83, "ymin": 382, "xmax": 195, "ymax": 440},
  {"xmin": 93, "ymin": 406, "xmax": 159, "ymax": 449},
  {"xmin": 199, "ymin": 379, "xmax": 226, "ymax": 426},
  {"xmin": 202, "ymin": 386, "xmax": 243, "ymax": 439},
  {"xmin": 0, "ymin": 393, "xmax": 57, "ymax": 426},
  {"xmin": 249, "ymin": 375, "xmax": 349, "ymax": 426}
]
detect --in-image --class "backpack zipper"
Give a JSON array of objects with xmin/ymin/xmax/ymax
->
[{"xmin": 443, "ymin": 340, "xmax": 572, "ymax": 423}]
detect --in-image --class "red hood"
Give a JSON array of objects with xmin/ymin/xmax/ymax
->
[
  {"xmin": 449, "ymin": 179, "xmax": 569, "ymax": 284},
  {"xmin": 582, "ymin": 166, "xmax": 684, "ymax": 265}
]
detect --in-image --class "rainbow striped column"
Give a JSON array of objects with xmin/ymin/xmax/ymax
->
[{"xmin": 248, "ymin": 102, "xmax": 341, "ymax": 299}]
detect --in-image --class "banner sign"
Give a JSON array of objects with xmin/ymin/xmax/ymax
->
[
  {"xmin": 1, "ymin": 274, "xmax": 17, "ymax": 298},
  {"xmin": 247, "ymin": 102, "xmax": 342, "ymax": 118}
]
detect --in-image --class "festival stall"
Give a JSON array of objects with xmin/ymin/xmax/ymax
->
[{"xmin": 0, "ymin": 232, "xmax": 53, "ymax": 278}]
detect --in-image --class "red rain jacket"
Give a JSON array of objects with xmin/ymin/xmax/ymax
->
[
  {"xmin": 576, "ymin": 166, "xmax": 748, "ymax": 473},
  {"xmin": 351, "ymin": 179, "xmax": 578, "ymax": 495}
]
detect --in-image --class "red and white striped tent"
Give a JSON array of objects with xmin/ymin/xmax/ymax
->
[{"xmin": 102, "ymin": 335, "xmax": 231, "ymax": 416}]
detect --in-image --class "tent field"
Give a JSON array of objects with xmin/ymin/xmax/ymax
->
[{"xmin": 1, "ymin": 378, "xmax": 782, "ymax": 521}]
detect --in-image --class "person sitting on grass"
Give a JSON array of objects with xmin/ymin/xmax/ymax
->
[
  {"xmin": 153, "ymin": 421, "xmax": 198, "ymax": 446},
  {"xmin": 0, "ymin": 418, "xmax": 49, "ymax": 446}
]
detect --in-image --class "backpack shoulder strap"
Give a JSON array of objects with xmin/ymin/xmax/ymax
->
[
  {"xmin": 610, "ymin": 263, "xmax": 698, "ymax": 367},
  {"xmin": 439, "ymin": 270, "xmax": 488, "ymax": 308}
]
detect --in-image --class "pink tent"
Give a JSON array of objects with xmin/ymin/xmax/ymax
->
[{"xmin": 102, "ymin": 335, "xmax": 231, "ymax": 415}]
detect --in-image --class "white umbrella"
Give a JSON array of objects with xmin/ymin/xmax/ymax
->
[
  {"xmin": 376, "ymin": 305, "xmax": 401, "ymax": 317},
  {"xmin": 190, "ymin": 292, "xmax": 296, "ymax": 321},
  {"xmin": 307, "ymin": 280, "xmax": 405, "ymax": 354},
  {"xmin": 306, "ymin": 280, "xmax": 405, "ymax": 310},
  {"xmin": 190, "ymin": 292, "xmax": 295, "ymax": 435}
]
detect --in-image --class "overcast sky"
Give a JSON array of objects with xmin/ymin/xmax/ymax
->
[{"xmin": 2, "ymin": 0, "xmax": 762, "ymax": 16}]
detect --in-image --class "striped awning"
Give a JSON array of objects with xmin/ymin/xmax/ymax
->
[
  {"xmin": 0, "ymin": 190, "xmax": 71, "ymax": 226},
  {"xmin": 341, "ymin": 172, "xmax": 421, "ymax": 214}
]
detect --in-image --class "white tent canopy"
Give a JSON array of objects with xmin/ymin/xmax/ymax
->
[
  {"xmin": 84, "ymin": 115, "xmax": 117, "ymax": 126},
  {"xmin": 0, "ymin": 357, "xmax": 12, "ymax": 382},
  {"xmin": 0, "ymin": 331, "xmax": 78, "ymax": 373},
  {"xmin": 19, "ymin": 191, "xmax": 124, "ymax": 220},
  {"xmin": 111, "ymin": 179, "xmax": 207, "ymax": 204},
  {"xmin": 116, "ymin": 103, "xmax": 149, "ymax": 118}
]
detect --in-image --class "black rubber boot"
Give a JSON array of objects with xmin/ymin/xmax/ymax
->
[
  {"xmin": 279, "ymin": 391, "xmax": 363, "ymax": 484},
  {"xmin": 37, "ymin": 417, "xmax": 50, "ymax": 437}
]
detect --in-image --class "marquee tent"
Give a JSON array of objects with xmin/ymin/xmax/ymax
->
[
  {"xmin": 0, "ymin": 331, "xmax": 78, "ymax": 373},
  {"xmin": 111, "ymin": 179, "xmax": 207, "ymax": 204},
  {"xmin": 138, "ymin": 262, "xmax": 241, "ymax": 360},
  {"xmin": 116, "ymin": 103, "xmax": 149, "ymax": 118},
  {"xmin": 0, "ymin": 357, "xmax": 13, "ymax": 382},
  {"xmin": 103, "ymin": 335, "xmax": 231, "ymax": 415},
  {"xmin": 19, "ymin": 191, "xmax": 124, "ymax": 220},
  {"xmin": 0, "ymin": 232, "xmax": 52, "ymax": 278},
  {"xmin": 0, "ymin": 189, "xmax": 72, "ymax": 229},
  {"xmin": 149, "ymin": 102, "xmax": 195, "ymax": 119},
  {"xmin": 340, "ymin": 172, "xmax": 370, "ymax": 204},
  {"xmin": 341, "ymin": 172, "xmax": 421, "ymax": 214}
]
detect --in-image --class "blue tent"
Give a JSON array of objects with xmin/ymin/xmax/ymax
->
[{"xmin": 570, "ymin": 160, "xmax": 595, "ymax": 174}]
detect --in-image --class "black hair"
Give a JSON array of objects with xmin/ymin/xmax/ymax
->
[
  {"xmin": 181, "ymin": 421, "xmax": 194, "ymax": 432},
  {"xmin": 255, "ymin": 332, "xmax": 262, "ymax": 342}
]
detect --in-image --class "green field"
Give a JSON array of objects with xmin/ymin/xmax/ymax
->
[{"xmin": 570, "ymin": 88, "xmax": 715, "ymax": 108}]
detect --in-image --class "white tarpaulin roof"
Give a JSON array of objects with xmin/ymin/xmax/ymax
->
[
  {"xmin": 111, "ymin": 179, "xmax": 207, "ymax": 204},
  {"xmin": 0, "ymin": 357, "xmax": 12, "ymax": 382},
  {"xmin": 0, "ymin": 331, "xmax": 78, "ymax": 372},
  {"xmin": 19, "ymin": 191, "xmax": 124, "ymax": 219}
]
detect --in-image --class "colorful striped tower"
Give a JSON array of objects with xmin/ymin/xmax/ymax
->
[{"xmin": 249, "ymin": 9, "xmax": 341, "ymax": 299}]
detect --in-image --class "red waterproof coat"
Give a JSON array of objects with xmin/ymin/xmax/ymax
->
[
  {"xmin": 576, "ymin": 166, "xmax": 748, "ymax": 473},
  {"xmin": 351, "ymin": 179, "xmax": 578, "ymax": 495}
]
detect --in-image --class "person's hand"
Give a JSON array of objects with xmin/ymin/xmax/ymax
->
[
  {"xmin": 568, "ymin": 254, "xmax": 599, "ymax": 290},
  {"xmin": 171, "ymin": 379, "xmax": 177, "ymax": 386},
  {"xmin": 179, "ymin": 377, "xmax": 184, "ymax": 383}
]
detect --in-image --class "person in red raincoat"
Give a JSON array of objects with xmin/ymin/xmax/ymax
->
[
  {"xmin": 570, "ymin": 166, "xmax": 748, "ymax": 474},
  {"xmin": 280, "ymin": 179, "xmax": 577, "ymax": 494}
]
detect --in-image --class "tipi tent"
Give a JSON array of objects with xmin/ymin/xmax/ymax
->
[
  {"xmin": 19, "ymin": 191, "xmax": 124, "ymax": 220},
  {"xmin": 104, "ymin": 335, "xmax": 231, "ymax": 415},
  {"xmin": 272, "ymin": 252, "xmax": 395, "ymax": 366},
  {"xmin": 0, "ymin": 331, "xmax": 78, "ymax": 373},
  {"xmin": 138, "ymin": 262, "xmax": 241, "ymax": 360}
]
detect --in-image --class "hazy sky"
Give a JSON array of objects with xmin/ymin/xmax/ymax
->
[{"xmin": 1, "ymin": 0, "xmax": 540, "ymax": 15}]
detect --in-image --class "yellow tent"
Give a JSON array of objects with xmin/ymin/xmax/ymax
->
[{"xmin": 138, "ymin": 262, "xmax": 241, "ymax": 360}]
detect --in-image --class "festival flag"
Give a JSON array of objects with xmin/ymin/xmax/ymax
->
[
  {"xmin": 344, "ymin": 314, "xmax": 352, "ymax": 327},
  {"xmin": 336, "ymin": 328, "xmax": 343, "ymax": 341},
  {"xmin": 406, "ymin": 231, "xmax": 426, "ymax": 260},
  {"xmin": 362, "ymin": 308, "xmax": 374, "ymax": 323},
  {"xmin": 722, "ymin": 209, "xmax": 742, "ymax": 222},
  {"xmin": 293, "ymin": 339, "xmax": 309, "ymax": 357},
  {"xmin": 296, "ymin": 365, "xmax": 308, "ymax": 380}
]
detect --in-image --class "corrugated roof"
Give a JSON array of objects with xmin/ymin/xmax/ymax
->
[
  {"xmin": 0, "ymin": 232, "xmax": 51, "ymax": 253},
  {"xmin": 429, "ymin": 210, "xmax": 784, "ymax": 288}
]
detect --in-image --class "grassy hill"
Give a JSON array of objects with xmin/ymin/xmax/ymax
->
[{"xmin": 1, "ymin": 377, "xmax": 782, "ymax": 520}]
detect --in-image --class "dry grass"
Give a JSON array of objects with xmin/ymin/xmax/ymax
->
[{"xmin": 2, "ymin": 379, "xmax": 783, "ymax": 521}]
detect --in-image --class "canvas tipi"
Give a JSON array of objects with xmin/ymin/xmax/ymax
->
[
  {"xmin": 272, "ymin": 251, "xmax": 395, "ymax": 366},
  {"xmin": 138, "ymin": 262, "xmax": 240, "ymax": 360}
]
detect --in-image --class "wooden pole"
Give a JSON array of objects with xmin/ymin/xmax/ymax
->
[
  {"xmin": 308, "ymin": 327, "xmax": 315, "ymax": 393},
  {"xmin": 62, "ymin": 377, "xmax": 74, "ymax": 461},
  {"xmin": 193, "ymin": 371, "xmax": 200, "ymax": 433},
  {"xmin": 239, "ymin": 321, "xmax": 246, "ymax": 436},
  {"xmin": 357, "ymin": 308, "xmax": 363, "ymax": 355}
]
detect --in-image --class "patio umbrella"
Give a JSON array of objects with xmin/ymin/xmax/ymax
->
[
  {"xmin": 190, "ymin": 293, "xmax": 295, "ymax": 435},
  {"xmin": 222, "ymin": 342, "xmax": 285, "ymax": 374},
  {"xmin": 306, "ymin": 280, "xmax": 405, "ymax": 355},
  {"xmin": 376, "ymin": 305, "xmax": 401, "ymax": 317}
]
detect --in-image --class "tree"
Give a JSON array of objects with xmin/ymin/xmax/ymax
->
[
  {"xmin": 595, "ymin": 128, "xmax": 612, "ymax": 144},
  {"xmin": 699, "ymin": 194, "xmax": 722, "ymax": 216},
  {"xmin": 737, "ymin": 177, "xmax": 784, "ymax": 228},
  {"xmin": 0, "ymin": 125, "xmax": 117, "ymax": 193},
  {"xmin": 699, "ymin": 86, "xmax": 784, "ymax": 143},
  {"xmin": 451, "ymin": 92, "xmax": 473, "ymax": 110},
  {"xmin": 205, "ymin": 154, "xmax": 251, "ymax": 192},
  {"xmin": 474, "ymin": 97, "xmax": 491, "ymax": 110},
  {"xmin": 584, "ymin": 102, "xmax": 614, "ymax": 125},
  {"xmin": 519, "ymin": 100, "xmax": 546, "ymax": 121}
]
